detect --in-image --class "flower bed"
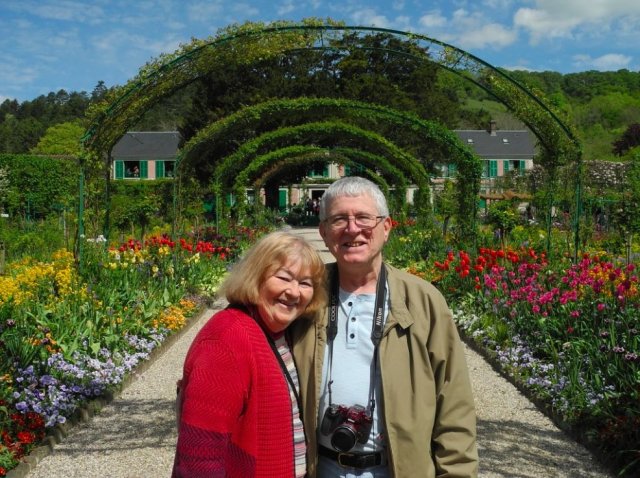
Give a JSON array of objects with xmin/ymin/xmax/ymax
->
[
  {"xmin": 0, "ymin": 227, "xmax": 264, "ymax": 475},
  {"xmin": 400, "ymin": 245, "xmax": 639, "ymax": 477}
]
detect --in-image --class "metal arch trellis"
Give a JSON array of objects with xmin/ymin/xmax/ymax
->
[
  {"xmin": 244, "ymin": 148, "xmax": 399, "ymax": 205},
  {"xmin": 81, "ymin": 21, "xmax": 583, "ymax": 256},
  {"xmin": 174, "ymin": 97, "xmax": 481, "ymax": 237},
  {"xmin": 234, "ymin": 146, "xmax": 408, "ymax": 210},
  {"xmin": 83, "ymin": 24, "xmax": 580, "ymax": 152}
]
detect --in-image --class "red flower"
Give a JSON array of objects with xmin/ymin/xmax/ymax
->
[{"xmin": 17, "ymin": 431, "xmax": 35, "ymax": 445}]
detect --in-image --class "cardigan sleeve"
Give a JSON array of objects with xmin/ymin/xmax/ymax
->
[{"xmin": 172, "ymin": 334, "xmax": 251, "ymax": 477}]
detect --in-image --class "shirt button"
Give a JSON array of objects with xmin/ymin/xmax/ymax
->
[
  {"xmin": 349, "ymin": 333, "xmax": 355, "ymax": 339},
  {"xmin": 348, "ymin": 301, "xmax": 353, "ymax": 306},
  {"xmin": 351, "ymin": 317, "xmax": 356, "ymax": 322}
]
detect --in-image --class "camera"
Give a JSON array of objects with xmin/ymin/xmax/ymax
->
[{"xmin": 320, "ymin": 404, "xmax": 373, "ymax": 452}]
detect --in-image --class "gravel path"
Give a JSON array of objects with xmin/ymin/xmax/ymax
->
[{"xmin": 21, "ymin": 227, "xmax": 613, "ymax": 478}]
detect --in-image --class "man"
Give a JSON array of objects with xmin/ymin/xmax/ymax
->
[{"xmin": 291, "ymin": 176, "xmax": 478, "ymax": 477}]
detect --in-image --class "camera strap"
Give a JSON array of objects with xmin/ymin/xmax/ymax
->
[{"xmin": 326, "ymin": 263, "xmax": 387, "ymax": 413}]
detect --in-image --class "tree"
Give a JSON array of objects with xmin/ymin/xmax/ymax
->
[
  {"xmin": 434, "ymin": 179, "xmax": 457, "ymax": 240},
  {"xmin": 613, "ymin": 123, "xmax": 640, "ymax": 156},
  {"xmin": 30, "ymin": 120, "xmax": 84, "ymax": 156}
]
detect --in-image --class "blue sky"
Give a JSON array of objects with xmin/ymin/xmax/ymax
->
[{"xmin": 1, "ymin": 0, "xmax": 639, "ymax": 103}]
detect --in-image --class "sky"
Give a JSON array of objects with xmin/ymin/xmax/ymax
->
[{"xmin": 1, "ymin": 0, "xmax": 640, "ymax": 103}]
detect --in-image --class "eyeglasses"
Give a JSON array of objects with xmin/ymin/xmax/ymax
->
[{"xmin": 324, "ymin": 214, "xmax": 386, "ymax": 231}]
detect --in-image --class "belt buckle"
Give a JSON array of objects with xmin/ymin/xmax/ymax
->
[{"xmin": 336, "ymin": 452, "xmax": 353, "ymax": 468}]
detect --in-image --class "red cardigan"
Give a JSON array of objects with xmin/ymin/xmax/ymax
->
[{"xmin": 172, "ymin": 306, "xmax": 296, "ymax": 478}]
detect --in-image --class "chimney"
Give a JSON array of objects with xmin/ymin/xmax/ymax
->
[{"xmin": 489, "ymin": 120, "xmax": 497, "ymax": 136}]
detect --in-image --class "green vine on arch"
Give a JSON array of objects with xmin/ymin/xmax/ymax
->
[
  {"xmin": 232, "ymin": 146, "xmax": 408, "ymax": 217},
  {"xmin": 178, "ymin": 97, "xmax": 480, "ymax": 234},
  {"xmin": 212, "ymin": 120, "xmax": 430, "ymax": 217},
  {"xmin": 82, "ymin": 19, "xmax": 577, "ymax": 249}
]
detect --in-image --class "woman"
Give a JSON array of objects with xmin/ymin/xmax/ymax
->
[{"xmin": 172, "ymin": 231, "xmax": 326, "ymax": 478}]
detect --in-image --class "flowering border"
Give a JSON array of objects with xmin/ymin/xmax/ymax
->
[{"xmin": 5, "ymin": 302, "xmax": 216, "ymax": 478}]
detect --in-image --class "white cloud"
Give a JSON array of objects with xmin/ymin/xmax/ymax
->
[
  {"xmin": 421, "ymin": 8, "xmax": 515, "ymax": 50},
  {"xmin": 186, "ymin": 1, "xmax": 224, "ymax": 22},
  {"xmin": 11, "ymin": 0, "xmax": 106, "ymax": 24},
  {"xmin": 514, "ymin": 0, "xmax": 640, "ymax": 44},
  {"xmin": 419, "ymin": 12, "xmax": 447, "ymax": 29},
  {"xmin": 457, "ymin": 22, "xmax": 517, "ymax": 49},
  {"xmin": 513, "ymin": 8, "xmax": 581, "ymax": 44},
  {"xmin": 392, "ymin": 0, "xmax": 405, "ymax": 11},
  {"xmin": 482, "ymin": 0, "xmax": 513, "ymax": 9},
  {"xmin": 572, "ymin": 53, "xmax": 632, "ymax": 71},
  {"xmin": 278, "ymin": 0, "xmax": 297, "ymax": 15},
  {"xmin": 350, "ymin": 9, "xmax": 390, "ymax": 28}
]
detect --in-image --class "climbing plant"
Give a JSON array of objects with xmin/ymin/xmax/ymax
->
[
  {"xmin": 231, "ymin": 145, "xmax": 407, "ymax": 217},
  {"xmin": 81, "ymin": 19, "xmax": 580, "ymax": 250}
]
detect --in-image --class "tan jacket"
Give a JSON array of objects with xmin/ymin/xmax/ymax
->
[{"xmin": 290, "ymin": 263, "xmax": 478, "ymax": 478}]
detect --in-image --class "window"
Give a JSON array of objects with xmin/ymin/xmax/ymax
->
[
  {"xmin": 114, "ymin": 160, "xmax": 147, "ymax": 179},
  {"xmin": 345, "ymin": 163, "xmax": 365, "ymax": 176},
  {"xmin": 505, "ymin": 160, "xmax": 526, "ymax": 175},
  {"xmin": 309, "ymin": 165, "xmax": 329, "ymax": 178},
  {"xmin": 156, "ymin": 160, "xmax": 175, "ymax": 178},
  {"xmin": 482, "ymin": 160, "xmax": 497, "ymax": 178}
]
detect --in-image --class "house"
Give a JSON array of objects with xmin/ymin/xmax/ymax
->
[
  {"xmin": 451, "ymin": 120, "xmax": 535, "ymax": 182},
  {"xmin": 111, "ymin": 121, "xmax": 536, "ymax": 209},
  {"xmin": 111, "ymin": 131, "xmax": 180, "ymax": 179},
  {"xmin": 449, "ymin": 120, "xmax": 536, "ymax": 209}
]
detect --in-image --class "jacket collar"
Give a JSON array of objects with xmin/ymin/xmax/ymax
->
[{"xmin": 326, "ymin": 262, "xmax": 415, "ymax": 336}]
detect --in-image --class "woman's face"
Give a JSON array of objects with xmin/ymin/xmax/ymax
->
[{"xmin": 257, "ymin": 257, "xmax": 314, "ymax": 333}]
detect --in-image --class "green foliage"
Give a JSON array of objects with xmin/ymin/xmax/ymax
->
[
  {"xmin": 31, "ymin": 120, "xmax": 85, "ymax": 156},
  {"xmin": 0, "ymin": 154, "xmax": 79, "ymax": 220},
  {"xmin": 486, "ymin": 200, "xmax": 520, "ymax": 243},
  {"xmin": 613, "ymin": 123, "xmax": 640, "ymax": 156}
]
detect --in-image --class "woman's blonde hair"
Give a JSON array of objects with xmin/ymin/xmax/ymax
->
[{"xmin": 221, "ymin": 230, "xmax": 327, "ymax": 317}]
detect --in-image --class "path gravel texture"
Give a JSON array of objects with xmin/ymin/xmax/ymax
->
[{"xmin": 22, "ymin": 227, "xmax": 613, "ymax": 478}]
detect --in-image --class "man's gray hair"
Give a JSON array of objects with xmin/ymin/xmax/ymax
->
[{"xmin": 319, "ymin": 176, "xmax": 389, "ymax": 220}]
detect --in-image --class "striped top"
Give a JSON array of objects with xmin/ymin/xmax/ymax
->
[{"xmin": 274, "ymin": 334, "xmax": 307, "ymax": 478}]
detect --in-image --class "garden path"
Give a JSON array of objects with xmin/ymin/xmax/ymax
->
[{"xmin": 23, "ymin": 227, "xmax": 612, "ymax": 478}]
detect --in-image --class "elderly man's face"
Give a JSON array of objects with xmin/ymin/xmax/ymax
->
[{"xmin": 319, "ymin": 193, "xmax": 391, "ymax": 271}]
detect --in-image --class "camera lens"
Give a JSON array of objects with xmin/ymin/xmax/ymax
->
[{"xmin": 331, "ymin": 425, "xmax": 358, "ymax": 452}]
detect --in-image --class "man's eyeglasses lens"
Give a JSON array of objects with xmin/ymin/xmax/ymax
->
[{"xmin": 326, "ymin": 214, "xmax": 385, "ymax": 230}]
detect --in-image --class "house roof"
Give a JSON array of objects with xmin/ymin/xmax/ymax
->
[
  {"xmin": 110, "ymin": 126, "xmax": 536, "ymax": 162},
  {"xmin": 111, "ymin": 131, "xmax": 181, "ymax": 159},
  {"xmin": 454, "ymin": 129, "xmax": 536, "ymax": 160}
]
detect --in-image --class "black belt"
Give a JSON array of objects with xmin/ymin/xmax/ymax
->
[{"xmin": 319, "ymin": 446, "xmax": 386, "ymax": 469}]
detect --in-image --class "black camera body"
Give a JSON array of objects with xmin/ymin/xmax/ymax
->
[{"xmin": 320, "ymin": 404, "xmax": 373, "ymax": 452}]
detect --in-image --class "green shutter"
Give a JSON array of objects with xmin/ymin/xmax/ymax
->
[
  {"xmin": 279, "ymin": 189, "xmax": 287, "ymax": 211},
  {"xmin": 448, "ymin": 163, "xmax": 457, "ymax": 177},
  {"xmin": 140, "ymin": 160, "xmax": 148, "ymax": 179},
  {"xmin": 156, "ymin": 160, "xmax": 165, "ymax": 178},
  {"xmin": 519, "ymin": 160, "xmax": 526, "ymax": 173},
  {"xmin": 489, "ymin": 160, "xmax": 498, "ymax": 178},
  {"xmin": 115, "ymin": 161, "xmax": 124, "ymax": 179},
  {"xmin": 503, "ymin": 160, "xmax": 509, "ymax": 173}
]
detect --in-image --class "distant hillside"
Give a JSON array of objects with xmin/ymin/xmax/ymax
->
[
  {"xmin": 1, "ymin": 69, "xmax": 638, "ymax": 162},
  {"xmin": 479, "ymin": 69, "xmax": 640, "ymax": 161}
]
